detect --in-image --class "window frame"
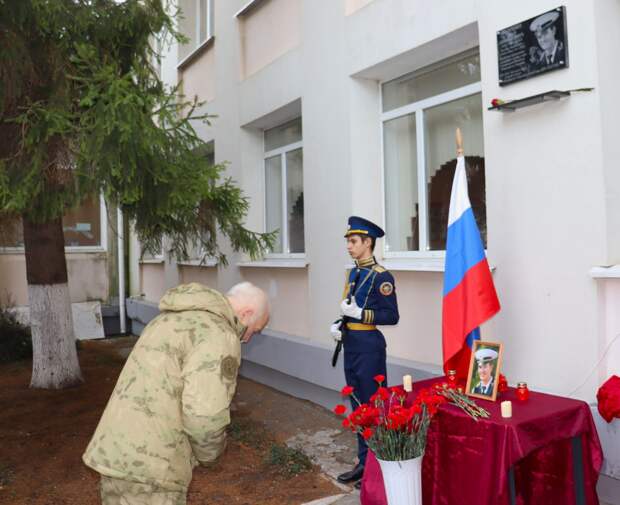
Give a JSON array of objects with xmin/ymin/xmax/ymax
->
[
  {"xmin": 196, "ymin": 0, "xmax": 214, "ymax": 44},
  {"xmin": 177, "ymin": 0, "xmax": 215, "ymax": 70},
  {"xmin": 263, "ymin": 139, "xmax": 304, "ymax": 259},
  {"xmin": 182, "ymin": 141, "xmax": 218, "ymax": 266},
  {"xmin": 0, "ymin": 195, "xmax": 108, "ymax": 254},
  {"xmin": 380, "ymin": 78, "xmax": 483, "ymax": 260}
]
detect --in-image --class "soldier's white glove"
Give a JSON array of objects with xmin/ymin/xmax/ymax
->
[
  {"xmin": 340, "ymin": 298, "xmax": 363, "ymax": 320},
  {"xmin": 330, "ymin": 321, "xmax": 342, "ymax": 342}
]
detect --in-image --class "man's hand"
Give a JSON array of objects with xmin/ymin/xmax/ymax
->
[
  {"xmin": 340, "ymin": 298, "xmax": 362, "ymax": 320},
  {"xmin": 330, "ymin": 321, "xmax": 342, "ymax": 342}
]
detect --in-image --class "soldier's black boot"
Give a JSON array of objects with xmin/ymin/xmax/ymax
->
[{"xmin": 337, "ymin": 463, "xmax": 364, "ymax": 483}]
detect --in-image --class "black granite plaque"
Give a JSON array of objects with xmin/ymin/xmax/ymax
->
[{"xmin": 497, "ymin": 6, "xmax": 568, "ymax": 86}]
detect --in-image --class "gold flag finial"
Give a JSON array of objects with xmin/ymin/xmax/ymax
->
[{"xmin": 456, "ymin": 128, "xmax": 464, "ymax": 157}]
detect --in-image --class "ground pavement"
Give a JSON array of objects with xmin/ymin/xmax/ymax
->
[{"xmin": 230, "ymin": 378, "xmax": 360, "ymax": 505}]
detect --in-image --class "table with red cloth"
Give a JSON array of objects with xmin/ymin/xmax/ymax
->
[{"xmin": 360, "ymin": 377, "xmax": 603, "ymax": 505}]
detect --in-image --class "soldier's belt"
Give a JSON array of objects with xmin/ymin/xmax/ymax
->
[{"xmin": 346, "ymin": 323, "xmax": 377, "ymax": 331}]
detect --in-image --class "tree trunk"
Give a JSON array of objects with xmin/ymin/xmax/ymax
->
[{"xmin": 23, "ymin": 215, "xmax": 83, "ymax": 389}]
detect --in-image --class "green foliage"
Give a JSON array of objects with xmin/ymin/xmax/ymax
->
[
  {"xmin": 228, "ymin": 417, "xmax": 270, "ymax": 450},
  {"xmin": 0, "ymin": 0, "xmax": 273, "ymax": 262},
  {"xmin": 0, "ymin": 308, "xmax": 32, "ymax": 363},
  {"xmin": 0, "ymin": 462, "xmax": 14, "ymax": 489},
  {"xmin": 266, "ymin": 443, "xmax": 313, "ymax": 477},
  {"xmin": 228, "ymin": 417, "xmax": 312, "ymax": 476}
]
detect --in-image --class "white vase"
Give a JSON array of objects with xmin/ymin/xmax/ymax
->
[{"xmin": 376, "ymin": 455, "xmax": 423, "ymax": 505}]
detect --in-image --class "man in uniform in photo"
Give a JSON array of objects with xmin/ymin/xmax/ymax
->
[
  {"xmin": 528, "ymin": 10, "xmax": 565, "ymax": 71},
  {"xmin": 472, "ymin": 348, "xmax": 499, "ymax": 396},
  {"xmin": 331, "ymin": 216, "xmax": 400, "ymax": 489}
]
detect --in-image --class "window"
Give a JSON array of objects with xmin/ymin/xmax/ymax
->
[
  {"xmin": 264, "ymin": 118, "xmax": 304, "ymax": 255},
  {"xmin": 141, "ymin": 243, "xmax": 164, "ymax": 262},
  {"xmin": 178, "ymin": 0, "xmax": 214, "ymax": 62},
  {"xmin": 382, "ymin": 50, "xmax": 486, "ymax": 255},
  {"xmin": 0, "ymin": 216, "xmax": 23, "ymax": 248},
  {"xmin": 151, "ymin": 35, "xmax": 163, "ymax": 79},
  {"xmin": 197, "ymin": 0, "xmax": 214, "ymax": 43},
  {"xmin": 0, "ymin": 195, "xmax": 106, "ymax": 250},
  {"xmin": 188, "ymin": 141, "xmax": 215, "ymax": 262},
  {"xmin": 63, "ymin": 196, "xmax": 103, "ymax": 247}
]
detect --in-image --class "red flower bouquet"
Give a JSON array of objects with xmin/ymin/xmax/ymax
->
[{"xmin": 334, "ymin": 378, "xmax": 489, "ymax": 461}]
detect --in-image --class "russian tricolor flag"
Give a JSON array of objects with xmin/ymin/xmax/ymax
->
[{"xmin": 442, "ymin": 156, "xmax": 500, "ymax": 378}]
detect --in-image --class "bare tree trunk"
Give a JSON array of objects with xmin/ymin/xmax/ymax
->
[{"xmin": 23, "ymin": 215, "xmax": 83, "ymax": 389}]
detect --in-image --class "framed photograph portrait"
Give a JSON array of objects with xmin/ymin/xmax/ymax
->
[{"xmin": 466, "ymin": 341, "xmax": 504, "ymax": 402}]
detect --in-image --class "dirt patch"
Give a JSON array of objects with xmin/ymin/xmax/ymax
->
[{"xmin": 0, "ymin": 339, "xmax": 340, "ymax": 504}]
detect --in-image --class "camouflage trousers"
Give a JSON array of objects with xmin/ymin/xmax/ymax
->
[{"xmin": 100, "ymin": 476, "xmax": 187, "ymax": 505}]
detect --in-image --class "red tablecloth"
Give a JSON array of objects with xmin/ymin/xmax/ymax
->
[{"xmin": 361, "ymin": 377, "xmax": 603, "ymax": 505}]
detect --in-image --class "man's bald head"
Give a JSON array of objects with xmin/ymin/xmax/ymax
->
[{"xmin": 226, "ymin": 282, "xmax": 270, "ymax": 342}]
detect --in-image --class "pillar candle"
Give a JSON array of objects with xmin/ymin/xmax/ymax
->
[
  {"xmin": 501, "ymin": 400, "xmax": 512, "ymax": 418},
  {"xmin": 403, "ymin": 374, "xmax": 413, "ymax": 392}
]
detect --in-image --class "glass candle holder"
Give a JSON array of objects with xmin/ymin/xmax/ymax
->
[
  {"xmin": 447, "ymin": 369, "xmax": 457, "ymax": 389},
  {"xmin": 498, "ymin": 374, "xmax": 508, "ymax": 393},
  {"xmin": 516, "ymin": 382, "xmax": 529, "ymax": 401}
]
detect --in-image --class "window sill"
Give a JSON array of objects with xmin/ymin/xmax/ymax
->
[
  {"xmin": 382, "ymin": 258, "xmax": 445, "ymax": 272},
  {"xmin": 234, "ymin": 0, "xmax": 267, "ymax": 17},
  {"xmin": 177, "ymin": 259, "xmax": 218, "ymax": 267},
  {"xmin": 238, "ymin": 258, "xmax": 308, "ymax": 268},
  {"xmin": 0, "ymin": 247, "xmax": 106, "ymax": 255},
  {"xmin": 590, "ymin": 265, "xmax": 620, "ymax": 279},
  {"xmin": 374, "ymin": 258, "xmax": 496, "ymax": 273},
  {"xmin": 65, "ymin": 247, "xmax": 107, "ymax": 254},
  {"xmin": 139, "ymin": 258, "xmax": 165, "ymax": 265},
  {"xmin": 177, "ymin": 36, "xmax": 214, "ymax": 71}
]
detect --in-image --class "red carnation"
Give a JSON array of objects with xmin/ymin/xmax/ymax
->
[
  {"xmin": 377, "ymin": 387, "xmax": 390, "ymax": 401},
  {"xmin": 597, "ymin": 375, "xmax": 620, "ymax": 423},
  {"xmin": 342, "ymin": 418, "xmax": 350, "ymax": 428},
  {"xmin": 341, "ymin": 385, "xmax": 355, "ymax": 396},
  {"xmin": 390, "ymin": 385, "xmax": 407, "ymax": 399},
  {"xmin": 333, "ymin": 404, "xmax": 347, "ymax": 416},
  {"xmin": 362, "ymin": 427, "xmax": 374, "ymax": 440},
  {"xmin": 374, "ymin": 374, "xmax": 386, "ymax": 384}
]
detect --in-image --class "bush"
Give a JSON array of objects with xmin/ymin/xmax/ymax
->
[
  {"xmin": 265, "ymin": 444, "xmax": 313, "ymax": 476},
  {"xmin": 228, "ymin": 417, "xmax": 270, "ymax": 449},
  {"xmin": 0, "ymin": 308, "xmax": 32, "ymax": 363}
]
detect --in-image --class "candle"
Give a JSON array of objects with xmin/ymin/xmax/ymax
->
[
  {"xmin": 501, "ymin": 401, "xmax": 512, "ymax": 418},
  {"xmin": 447, "ymin": 369, "xmax": 457, "ymax": 389},
  {"xmin": 516, "ymin": 382, "xmax": 530, "ymax": 401},
  {"xmin": 403, "ymin": 374, "xmax": 413, "ymax": 392}
]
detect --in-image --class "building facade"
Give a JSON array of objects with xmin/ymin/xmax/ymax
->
[
  {"xmin": 134, "ymin": 0, "xmax": 620, "ymax": 402},
  {"xmin": 1, "ymin": 0, "xmax": 618, "ymax": 493},
  {"xmin": 129, "ymin": 1, "xmax": 620, "ymax": 491}
]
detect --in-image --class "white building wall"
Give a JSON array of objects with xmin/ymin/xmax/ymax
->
[
  {"xmin": 478, "ymin": 0, "xmax": 606, "ymax": 400},
  {"xmin": 137, "ymin": 0, "xmax": 620, "ymax": 406}
]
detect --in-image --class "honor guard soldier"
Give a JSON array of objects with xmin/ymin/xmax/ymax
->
[{"xmin": 331, "ymin": 216, "xmax": 399, "ymax": 487}]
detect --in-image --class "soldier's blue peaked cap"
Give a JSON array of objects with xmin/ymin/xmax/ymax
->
[{"xmin": 344, "ymin": 216, "xmax": 385, "ymax": 239}]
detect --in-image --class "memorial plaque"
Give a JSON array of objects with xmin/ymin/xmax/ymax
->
[{"xmin": 497, "ymin": 6, "xmax": 568, "ymax": 86}]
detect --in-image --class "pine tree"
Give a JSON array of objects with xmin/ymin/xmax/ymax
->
[{"xmin": 0, "ymin": 0, "xmax": 273, "ymax": 388}]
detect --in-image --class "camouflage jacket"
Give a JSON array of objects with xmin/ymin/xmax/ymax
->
[{"xmin": 82, "ymin": 283, "xmax": 245, "ymax": 491}]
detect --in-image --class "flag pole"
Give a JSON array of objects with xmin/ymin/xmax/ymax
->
[{"xmin": 456, "ymin": 127, "xmax": 464, "ymax": 157}]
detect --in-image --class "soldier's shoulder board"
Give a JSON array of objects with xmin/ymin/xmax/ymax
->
[{"xmin": 372, "ymin": 264, "xmax": 386, "ymax": 273}]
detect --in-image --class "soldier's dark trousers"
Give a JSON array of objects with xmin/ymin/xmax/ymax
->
[{"xmin": 343, "ymin": 349, "xmax": 387, "ymax": 466}]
